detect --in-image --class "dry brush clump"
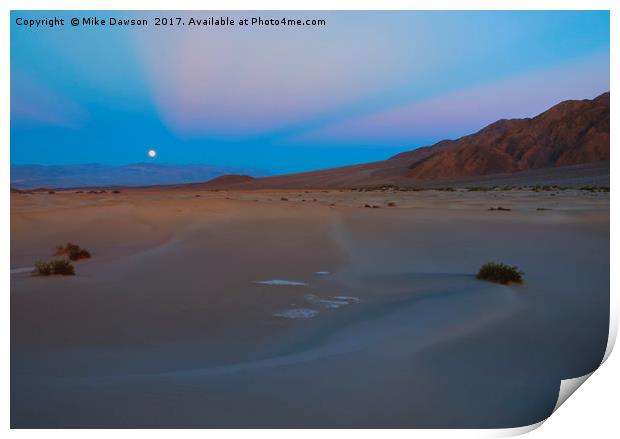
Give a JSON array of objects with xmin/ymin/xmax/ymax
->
[
  {"xmin": 34, "ymin": 242, "xmax": 92, "ymax": 276},
  {"xmin": 477, "ymin": 262, "xmax": 523, "ymax": 284},
  {"xmin": 55, "ymin": 242, "xmax": 91, "ymax": 261},
  {"xmin": 34, "ymin": 259, "xmax": 75, "ymax": 276},
  {"xmin": 34, "ymin": 260, "xmax": 53, "ymax": 276}
]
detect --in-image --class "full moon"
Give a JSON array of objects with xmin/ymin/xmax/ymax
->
[{"xmin": 147, "ymin": 149, "xmax": 157, "ymax": 158}]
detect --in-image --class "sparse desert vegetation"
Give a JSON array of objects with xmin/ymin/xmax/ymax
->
[
  {"xmin": 33, "ymin": 242, "xmax": 90, "ymax": 276},
  {"xmin": 34, "ymin": 260, "xmax": 52, "ymax": 276},
  {"xmin": 580, "ymin": 185, "xmax": 609, "ymax": 192},
  {"xmin": 34, "ymin": 259, "xmax": 75, "ymax": 276},
  {"xmin": 477, "ymin": 262, "xmax": 523, "ymax": 284},
  {"xmin": 55, "ymin": 243, "xmax": 91, "ymax": 261},
  {"xmin": 51, "ymin": 259, "xmax": 76, "ymax": 275}
]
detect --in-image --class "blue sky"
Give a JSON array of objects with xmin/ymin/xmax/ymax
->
[{"xmin": 11, "ymin": 10, "xmax": 609, "ymax": 175}]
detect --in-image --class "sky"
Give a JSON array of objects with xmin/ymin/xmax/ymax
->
[{"xmin": 11, "ymin": 10, "xmax": 610, "ymax": 175}]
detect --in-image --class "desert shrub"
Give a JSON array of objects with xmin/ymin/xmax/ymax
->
[
  {"xmin": 69, "ymin": 248, "xmax": 91, "ymax": 261},
  {"xmin": 34, "ymin": 259, "xmax": 75, "ymax": 276},
  {"xmin": 387, "ymin": 202, "xmax": 396, "ymax": 207},
  {"xmin": 34, "ymin": 261, "xmax": 52, "ymax": 276},
  {"xmin": 55, "ymin": 242, "xmax": 78, "ymax": 256},
  {"xmin": 477, "ymin": 263, "xmax": 523, "ymax": 284},
  {"xmin": 55, "ymin": 242, "xmax": 91, "ymax": 260},
  {"xmin": 361, "ymin": 184, "xmax": 399, "ymax": 192},
  {"xmin": 112, "ymin": 190, "xmax": 121, "ymax": 194},
  {"xmin": 488, "ymin": 206, "xmax": 511, "ymax": 211},
  {"xmin": 65, "ymin": 243, "xmax": 80, "ymax": 255},
  {"xmin": 580, "ymin": 186, "xmax": 610, "ymax": 192},
  {"xmin": 280, "ymin": 197, "xmax": 288, "ymax": 201},
  {"xmin": 50, "ymin": 259, "xmax": 75, "ymax": 275}
]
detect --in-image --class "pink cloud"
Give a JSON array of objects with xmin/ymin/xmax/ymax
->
[
  {"xmin": 295, "ymin": 53, "xmax": 609, "ymax": 146},
  {"xmin": 131, "ymin": 13, "xmax": 422, "ymax": 138}
]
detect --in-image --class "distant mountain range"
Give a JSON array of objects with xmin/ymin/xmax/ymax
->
[
  {"xmin": 12, "ymin": 93, "xmax": 610, "ymax": 190},
  {"xmin": 400, "ymin": 91, "xmax": 609, "ymax": 179},
  {"xmin": 197, "ymin": 92, "xmax": 609, "ymax": 189},
  {"xmin": 10, "ymin": 163, "xmax": 265, "ymax": 189}
]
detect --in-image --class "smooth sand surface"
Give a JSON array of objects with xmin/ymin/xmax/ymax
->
[{"xmin": 11, "ymin": 188, "xmax": 609, "ymax": 427}]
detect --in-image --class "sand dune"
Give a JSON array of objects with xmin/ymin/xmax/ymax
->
[{"xmin": 11, "ymin": 188, "xmax": 609, "ymax": 427}]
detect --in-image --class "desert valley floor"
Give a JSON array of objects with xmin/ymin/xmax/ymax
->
[{"xmin": 11, "ymin": 187, "xmax": 609, "ymax": 428}]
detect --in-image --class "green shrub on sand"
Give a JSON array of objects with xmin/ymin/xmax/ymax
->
[
  {"xmin": 34, "ymin": 259, "xmax": 75, "ymax": 276},
  {"xmin": 477, "ymin": 262, "xmax": 523, "ymax": 284},
  {"xmin": 34, "ymin": 261, "xmax": 52, "ymax": 276},
  {"xmin": 55, "ymin": 242, "xmax": 91, "ymax": 261},
  {"xmin": 50, "ymin": 259, "xmax": 75, "ymax": 275}
]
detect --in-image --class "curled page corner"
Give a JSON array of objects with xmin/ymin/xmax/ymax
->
[
  {"xmin": 548, "ymin": 321, "xmax": 619, "ymax": 415},
  {"xmin": 602, "ymin": 318, "xmax": 617, "ymax": 363},
  {"xmin": 490, "ymin": 420, "xmax": 545, "ymax": 437},
  {"xmin": 552, "ymin": 372, "xmax": 594, "ymax": 414},
  {"xmin": 491, "ymin": 369, "xmax": 598, "ymax": 437}
]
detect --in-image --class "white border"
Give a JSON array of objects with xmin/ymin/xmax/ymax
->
[{"xmin": 3, "ymin": 1, "xmax": 617, "ymax": 437}]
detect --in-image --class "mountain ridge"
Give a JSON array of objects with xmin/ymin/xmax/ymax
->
[
  {"xmin": 204, "ymin": 91, "xmax": 609, "ymax": 189},
  {"xmin": 11, "ymin": 93, "xmax": 610, "ymax": 190},
  {"xmin": 10, "ymin": 163, "xmax": 265, "ymax": 189},
  {"xmin": 398, "ymin": 92, "xmax": 609, "ymax": 179}
]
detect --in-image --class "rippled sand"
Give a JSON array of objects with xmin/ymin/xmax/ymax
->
[{"xmin": 11, "ymin": 188, "xmax": 609, "ymax": 427}]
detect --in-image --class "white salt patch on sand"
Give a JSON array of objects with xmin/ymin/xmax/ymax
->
[
  {"xmin": 305, "ymin": 294, "xmax": 361, "ymax": 309},
  {"xmin": 11, "ymin": 267, "xmax": 33, "ymax": 274},
  {"xmin": 273, "ymin": 308, "xmax": 319, "ymax": 319},
  {"xmin": 333, "ymin": 296, "xmax": 360, "ymax": 303},
  {"xmin": 317, "ymin": 300, "xmax": 349, "ymax": 309},
  {"xmin": 314, "ymin": 271, "xmax": 330, "ymax": 275},
  {"xmin": 255, "ymin": 280, "xmax": 308, "ymax": 286}
]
